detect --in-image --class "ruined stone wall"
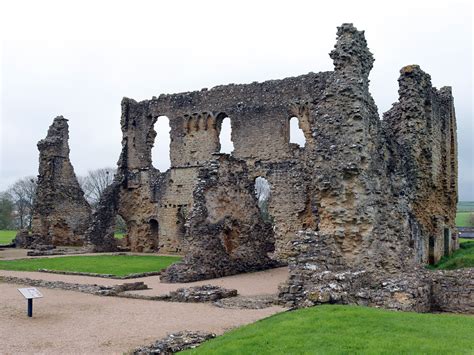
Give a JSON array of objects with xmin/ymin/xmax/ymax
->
[
  {"xmin": 84, "ymin": 23, "xmax": 459, "ymax": 300},
  {"xmin": 430, "ymin": 269, "xmax": 474, "ymax": 313},
  {"xmin": 94, "ymin": 58, "xmax": 331, "ymax": 254},
  {"xmin": 30, "ymin": 116, "xmax": 91, "ymax": 246},
  {"xmin": 279, "ymin": 231, "xmax": 472, "ymax": 314},
  {"xmin": 161, "ymin": 155, "xmax": 277, "ymax": 282},
  {"xmin": 383, "ymin": 66, "xmax": 458, "ymax": 264}
]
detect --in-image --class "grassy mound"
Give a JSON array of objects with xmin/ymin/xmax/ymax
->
[
  {"xmin": 184, "ymin": 305, "xmax": 474, "ymax": 354},
  {"xmin": 428, "ymin": 238, "xmax": 474, "ymax": 270},
  {"xmin": 0, "ymin": 255, "xmax": 181, "ymax": 276}
]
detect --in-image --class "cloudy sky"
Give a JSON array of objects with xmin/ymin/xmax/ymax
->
[{"xmin": 0, "ymin": 0, "xmax": 472, "ymax": 199}]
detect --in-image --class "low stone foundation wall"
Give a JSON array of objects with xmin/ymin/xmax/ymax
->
[
  {"xmin": 0, "ymin": 275, "xmax": 147, "ymax": 296},
  {"xmin": 1, "ymin": 276, "xmax": 240, "ymax": 304},
  {"xmin": 279, "ymin": 269, "xmax": 432, "ymax": 312},
  {"xmin": 132, "ymin": 331, "xmax": 215, "ymax": 354},
  {"xmin": 279, "ymin": 231, "xmax": 473, "ymax": 314},
  {"xmin": 430, "ymin": 269, "xmax": 474, "ymax": 314}
]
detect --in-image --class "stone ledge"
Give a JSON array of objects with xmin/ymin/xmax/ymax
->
[
  {"xmin": 1, "ymin": 276, "xmax": 238, "ymax": 304},
  {"xmin": 0, "ymin": 275, "xmax": 148, "ymax": 296}
]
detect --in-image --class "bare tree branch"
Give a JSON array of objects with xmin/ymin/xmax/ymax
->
[{"xmin": 7, "ymin": 176, "xmax": 37, "ymax": 229}]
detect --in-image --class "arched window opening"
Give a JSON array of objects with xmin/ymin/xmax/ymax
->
[
  {"xmin": 114, "ymin": 215, "xmax": 127, "ymax": 239},
  {"xmin": 219, "ymin": 117, "xmax": 234, "ymax": 154},
  {"xmin": 152, "ymin": 116, "xmax": 171, "ymax": 171},
  {"xmin": 289, "ymin": 116, "xmax": 306, "ymax": 147},
  {"xmin": 255, "ymin": 176, "xmax": 272, "ymax": 223}
]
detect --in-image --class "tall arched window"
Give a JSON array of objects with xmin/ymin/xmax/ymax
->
[
  {"xmin": 219, "ymin": 117, "xmax": 234, "ymax": 154},
  {"xmin": 152, "ymin": 116, "xmax": 171, "ymax": 171}
]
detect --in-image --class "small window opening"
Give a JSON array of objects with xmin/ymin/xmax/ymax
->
[
  {"xmin": 152, "ymin": 116, "xmax": 171, "ymax": 171},
  {"xmin": 289, "ymin": 116, "xmax": 306, "ymax": 147},
  {"xmin": 219, "ymin": 117, "xmax": 234, "ymax": 154}
]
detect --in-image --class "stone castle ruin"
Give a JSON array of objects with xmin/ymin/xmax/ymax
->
[{"xmin": 25, "ymin": 24, "xmax": 472, "ymax": 312}]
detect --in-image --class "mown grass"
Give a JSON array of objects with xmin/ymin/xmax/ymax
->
[
  {"xmin": 183, "ymin": 305, "xmax": 474, "ymax": 355},
  {"xmin": 427, "ymin": 238, "xmax": 474, "ymax": 270},
  {"xmin": 0, "ymin": 255, "xmax": 181, "ymax": 276},
  {"xmin": 456, "ymin": 211, "xmax": 473, "ymax": 227},
  {"xmin": 0, "ymin": 230, "xmax": 16, "ymax": 244}
]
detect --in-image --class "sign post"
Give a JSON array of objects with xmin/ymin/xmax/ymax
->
[{"xmin": 18, "ymin": 288, "xmax": 43, "ymax": 317}]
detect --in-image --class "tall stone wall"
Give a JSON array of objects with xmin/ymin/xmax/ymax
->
[
  {"xmin": 383, "ymin": 66, "xmax": 458, "ymax": 264},
  {"xmin": 30, "ymin": 116, "xmax": 91, "ymax": 246}
]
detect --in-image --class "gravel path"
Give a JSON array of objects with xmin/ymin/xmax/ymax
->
[
  {"xmin": 0, "ymin": 283, "xmax": 285, "ymax": 354},
  {"xmin": 0, "ymin": 250, "xmax": 289, "ymax": 353}
]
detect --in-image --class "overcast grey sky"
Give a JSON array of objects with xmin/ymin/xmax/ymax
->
[{"xmin": 1, "ymin": 0, "xmax": 472, "ymax": 199}]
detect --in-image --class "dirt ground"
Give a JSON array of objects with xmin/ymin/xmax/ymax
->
[{"xmin": 0, "ymin": 266, "xmax": 288, "ymax": 354}]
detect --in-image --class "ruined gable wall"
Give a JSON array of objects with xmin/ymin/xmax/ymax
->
[
  {"xmin": 383, "ymin": 66, "xmax": 458, "ymax": 264},
  {"xmin": 31, "ymin": 116, "xmax": 91, "ymax": 246}
]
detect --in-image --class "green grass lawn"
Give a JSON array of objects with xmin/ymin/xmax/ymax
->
[
  {"xmin": 0, "ymin": 255, "xmax": 181, "ymax": 276},
  {"xmin": 427, "ymin": 238, "xmax": 474, "ymax": 270},
  {"xmin": 456, "ymin": 211, "xmax": 473, "ymax": 227},
  {"xmin": 183, "ymin": 305, "xmax": 474, "ymax": 354},
  {"xmin": 0, "ymin": 230, "xmax": 16, "ymax": 244}
]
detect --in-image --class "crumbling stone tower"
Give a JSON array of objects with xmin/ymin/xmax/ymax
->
[{"xmin": 30, "ymin": 116, "xmax": 91, "ymax": 246}]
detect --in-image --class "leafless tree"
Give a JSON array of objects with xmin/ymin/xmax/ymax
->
[
  {"xmin": 8, "ymin": 176, "xmax": 37, "ymax": 229},
  {"xmin": 80, "ymin": 167, "xmax": 116, "ymax": 206}
]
